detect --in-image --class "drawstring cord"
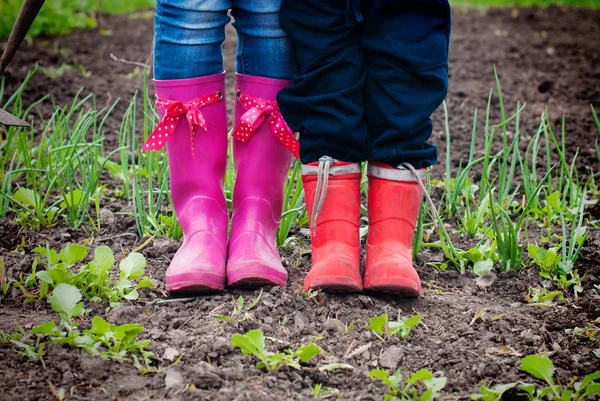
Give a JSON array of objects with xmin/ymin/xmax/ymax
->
[
  {"xmin": 399, "ymin": 162, "xmax": 439, "ymax": 230},
  {"xmin": 311, "ymin": 156, "xmax": 334, "ymax": 237}
]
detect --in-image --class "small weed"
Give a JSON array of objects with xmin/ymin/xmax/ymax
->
[
  {"xmin": 231, "ymin": 329, "xmax": 322, "ymax": 371},
  {"xmin": 311, "ymin": 383, "xmax": 330, "ymax": 399},
  {"xmin": 211, "ymin": 289, "xmax": 263, "ymax": 324},
  {"xmin": 24, "ymin": 243, "xmax": 153, "ymax": 306},
  {"xmin": 367, "ymin": 313, "xmax": 422, "ymax": 341},
  {"xmin": 471, "ymin": 355, "xmax": 600, "ymax": 401},
  {"xmin": 5, "ymin": 284, "xmax": 156, "ymax": 373},
  {"xmin": 369, "ymin": 368, "xmax": 446, "ymax": 401},
  {"xmin": 525, "ymin": 287, "xmax": 564, "ymax": 307}
]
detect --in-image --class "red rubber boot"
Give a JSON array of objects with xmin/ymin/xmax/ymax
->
[
  {"xmin": 363, "ymin": 163, "xmax": 425, "ymax": 296},
  {"xmin": 302, "ymin": 157, "xmax": 363, "ymax": 292}
]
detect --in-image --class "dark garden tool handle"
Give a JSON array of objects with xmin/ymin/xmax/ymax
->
[
  {"xmin": 0, "ymin": 0, "xmax": 45, "ymax": 126},
  {"xmin": 0, "ymin": 0, "xmax": 46, "ymax": 77}
]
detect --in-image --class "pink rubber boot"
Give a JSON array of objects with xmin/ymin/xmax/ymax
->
[
  {"xmin": 226, "ymin": 74, "xmax": 298, "ymax": 287},
  {"xmin": 144, "ymin": 74, "xmax": 228, "ymax": 292}
]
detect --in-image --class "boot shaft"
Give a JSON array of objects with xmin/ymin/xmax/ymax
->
[
  {"xmin": 302, "ymin": 161, "xmax": 361, "ymax": 249},
  {"xmin": 153, "ymin": 73, "xmax": 228, "ymax": 224}
]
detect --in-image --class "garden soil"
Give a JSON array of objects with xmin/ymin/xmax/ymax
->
[{"xmin": 1, "ymin": 6, "xmax": 600, "ymax": 401}]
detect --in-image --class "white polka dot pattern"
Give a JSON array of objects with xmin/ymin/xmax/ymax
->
[
  {"xmin": 232, "ymin": 93, "xmax": 299, "ymax": 159},
  {"xmin": 142, "ymin": 92, "xmax": 221, "ymax": 153}
]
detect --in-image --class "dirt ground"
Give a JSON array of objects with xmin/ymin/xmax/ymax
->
[{"xmin": 1, "ymin": 6, "xmax": 600, "ymax": 401}]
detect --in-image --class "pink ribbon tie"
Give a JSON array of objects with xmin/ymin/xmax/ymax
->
[
  {"xmin": 142, "ymin": 92, "xmax": 221, "ymax": 152},
  {"xmin": 232, "ymin": 93, "xmax": 299, "ymax": 158}
]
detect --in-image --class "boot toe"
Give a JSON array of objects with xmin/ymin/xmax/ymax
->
[
  {"xmin": 304, "ymin": 256, "xmax": 362, "ymax": 292},
  {"xmin": 363, "ymin": 257, "xmax": 421, "ymax": 297}
]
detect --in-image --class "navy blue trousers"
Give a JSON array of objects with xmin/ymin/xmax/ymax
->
[{"xmin": 277, "ymin": 0, "xmax": 451, "ymax": 168}]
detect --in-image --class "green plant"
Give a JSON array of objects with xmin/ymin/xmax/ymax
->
[
  {"xmin": 5, "ymin": 284, "xmax": 156, "ymax": 373},
  {"xmin": 211, "ymin": 289, "xmax": 263, "ymax": 324},
  {"xmin": 471, "ymin": 355, "xmax": 600, "ymax": 401},
  {"xmin": 277, "ymin": 160, "xmax": 306, "ymax": 247},
  {"xmin": 367, "ymin": 313, "xmax": 422, "ymax": 341},
  {"xmin": 311, "ymin": 383, "xmax": 331, "ymax": 399},
  {"xmin": 231, "ymin": 329, "xmax": 322, "ymax": 371},
  {"xmin": 525, "ymin": 287, "xmax": 564, "ymax": 307},
  {"xmin": 30, "ymin": 243, "xmax": 153, "ymax": 306},
  {"xmin": 369, "ymin": 368, "xmax": 447, "ymax": 401}
]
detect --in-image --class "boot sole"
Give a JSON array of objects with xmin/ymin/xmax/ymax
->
[
  {"xmin": 227, "ymin": 268, "xmax": 287, "ymax": 288},
  {"xmin": 166, "ymin": 273, "xmax": 226, "ymax": 293},
  {"xmin": 305, "ymin": 276, "xmax": 363, "ymax": 293},
  {"xmin": 364, "ymin": 277, "xmax": 421, "ymax": 297}
]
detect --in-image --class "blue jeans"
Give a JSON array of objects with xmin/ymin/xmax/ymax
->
[
  {"xmin": 278, "ymin": 0, "xmax": 451, "ymax": 168},
  {"xmin": 154, "ymin": 0, "xmax": 294, "ymax": 80}
]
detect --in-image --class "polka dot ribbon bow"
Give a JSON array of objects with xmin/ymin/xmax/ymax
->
[
  {"xmin": 232, "ymin": 92, "xmax": 299, "ymax": 159},
  {"xmin": 142, "ymin": 92, "xmax": 222, "ymax": 152}
]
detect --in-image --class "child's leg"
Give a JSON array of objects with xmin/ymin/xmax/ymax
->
[
  {"xmin": 154, "ymin": 0, "xmax": 231, "ymax": 79},
  {"xmin": 362, "ymin": 0, "xmax": 450, "ymax": 169},
  {"xmin": 231, "ymin": 0, "xmax": 294, "ymax": 80},
  {"xmin": 278, "ymin": 0, "xmax": 366, "ymax": 292},
  {"xmin": 361, "ymin": 0, "xmax": 451, "ymax": 295},
  {"xmin": 151, "ymin": 0, "xmax": 231, "ymax": 292},
  {"xmin": 278, "ymin": 0, "xmax": 368, "ymax": 164},
  {"xmin": 226, "ymin": 0, "xmax": 297, "ymax": 287}
]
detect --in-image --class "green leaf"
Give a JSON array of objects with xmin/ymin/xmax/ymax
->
[
  {"xmin": 58, "ymin": 244, "xmax": 88, "ymax": 266},
  {"xmin": 135, "ymin": 277, "xmax": 155, "ymax": 289},
  {"xmin": 231, "ymin": 329, "xmax": 266, "ymax": 357},
  {"xmin": 473, "ymin": 259, "xmax": 494, "ymax": 276},
  {"xmin": 368, "ymin": 314, "xmax": 388, "ymax": 335},
  {"xmin": 123, "ymin": 289, "xmax": 140, "ymax": 300},
  {"xmin": 369, "ymin": 369, "xmax": 391, "ymax": 383},
  {"xmin": 296, "ymin": 343, "xmax": 321, "ymax": 363},
  {"xmin": 32, "ymin": 247, "xmax": 59, "ymax": 266},
  {"xmin": 36, "ymin": 270, "xmax": 54, "ymax": 285},
  {"xmin": 583, "ymin": 383, "xmax": 600, "ymax": 398},
  {"xmin": 101, "ymin": 158, "xmax": 125, "ymax": 181},
  {"xmin": 89, "ymin": 246, "xmax": 114, "ymax": 276},
  {"xmin": 31, "ymin": 321, "xmax": 56, "ymax": 335},
  {"xmin": 49, "ymin": 268, "xmax": 72, "ymax": 284},
  {"xmin": 49, "ymin": 283, "xmax": 84, "ymax": 319},
  {"xmin": 119, "ymin": 252, "xmax": 146, "ymax": 280},
  {"xmin": 90, "ymin": 316, "xmax": 111, "ymax": 336},
  {"xmin": 403, "ymin": 315, "xmax": 422, "ymax": 328},
  {"xmin": 546, "ymin": 191, "xmax": 561, "ymax": 212},
  {"xmin": 14, "ymin": 188, "xmax": 38, "ymax": 208},
  {"xmin": 407, "ymin": 368, "xmax": 434, "ymax": 386},
  {"xmin": 61, "ymin": 189, "xmax": 84, "ymax": 209},
  {"xmin": 521, "ymin": 355, "xmax": 554, "ymax": 385},
  {"xmin": 578, "ymin": 371, "xmax": 600, "ymax": 393}
]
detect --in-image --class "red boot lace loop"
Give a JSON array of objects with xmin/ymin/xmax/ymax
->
[
  {"xmin": 142, "ymin": 91, "xmax": 222, "ymax": 153},
  {"xmin": 232, "ymin": 92, "xmax": 299, "ymax": 159},
  {"xmin": 310, "ymin": 156, "xmax": 334, "ymax": 237}
]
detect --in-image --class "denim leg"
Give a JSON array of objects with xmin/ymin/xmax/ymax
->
[
  {"xmin": 153, "ymin": 0, "xmax": 231, "ymax": 80},
  {"xmin": 231, "ymin": 0, "xmax": 294, "ymax": 80},
  {"xmin": 362, "ymin": 0, "xmax": 451, "ymax": 169},
  {"xmin": 277, "ymin": 0, "xmax": 368, "ymax": 164}
]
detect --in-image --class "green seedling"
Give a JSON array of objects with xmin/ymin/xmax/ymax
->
[
  {"xmin": 471, "ymin": 355, "xmax": 600, "ymax": 401},
  {"xmin": 5, "ymin": 284, "xmax": 156, "ymax": 373},
  {"xmin": 369, "ymin": 368, "xmax": 447, "ymax": 401},
  {"xmin": 277, "ymin": 160, "xmax": 307, "ymax": 248},
  {"xmin": 594, "ymin": 348, "xmax": 600, "ymax": 360},
  {"xmin": 525, "ymin": 287, "xmax": 564, "ymax": 307},
  {"xmin": 367, "ymin": 313, "xmax": 422, "ymax": 341},
  {"xmin": 311, "ymin": 383, "xmax": 330, "ymax": 399},
  {"xmin": 566, "ymin": 318, "xmax": 599, "ymax": 341},
  {"xmin": 211, "ymin": 289, "xmax": 263, "ymax": 324},
  {"xmin": 30, "ymin": 243, "xmax": 153, "ymax": 306},
  {"xmin": 231, "ymin": 329, "xmax": 322, "ymax": 372},
  {"xmin": 5, "ymin": 186, "xmax": 63, "ymax": 230},
  {"xmin": 457, "ymin": 239, "xmax": 497, "ymax": 276}
]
